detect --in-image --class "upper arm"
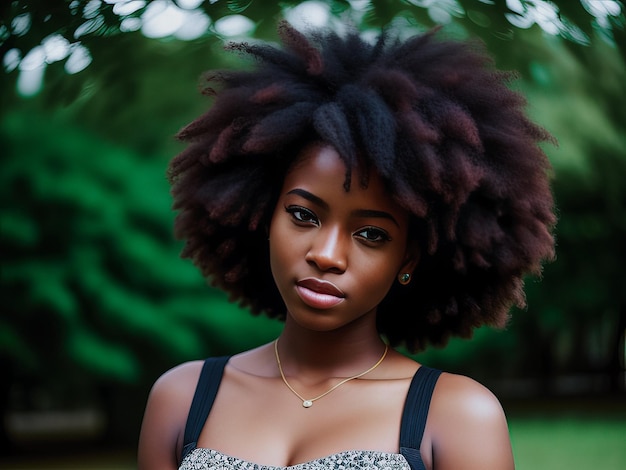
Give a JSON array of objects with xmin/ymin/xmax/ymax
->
[
  {"xmin": 427, "ymin": 373, "xmax": 514, "ymax": 470},
  {"xmin": 137, "ymin": 361, "xmax": 203, "ymax": 470}
]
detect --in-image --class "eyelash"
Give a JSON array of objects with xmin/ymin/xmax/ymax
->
[
  {"xmin": 356, "ymin": 227, "xmax": 391, "ymax": 244},
  {"xmin": 284, "ymin": 206, "xmax": 391, "ymax": 244},
  {"xmin": 286, "ymin": 206, "xmax": 318, "ymax": 225}
]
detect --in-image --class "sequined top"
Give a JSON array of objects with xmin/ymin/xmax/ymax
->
[{"xmin": 180, "ymin": 448, "xmax": 411, "ymax": 470}]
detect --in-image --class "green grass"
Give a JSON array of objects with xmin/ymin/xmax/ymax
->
[{"xmin": 509, "ymin": 415, "xmax": 626, "ymax": 470}]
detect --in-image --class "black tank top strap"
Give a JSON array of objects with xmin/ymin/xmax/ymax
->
[
  {"xmin": 399, "ymin": 365, "xmax": 442, "ymax": 470},
  {"xmin": 181, "ymin": 356, "xmax": 231, "ymax": 464}
]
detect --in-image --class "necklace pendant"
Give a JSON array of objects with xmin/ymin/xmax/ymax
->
[{"xmin": 302, "ymin": 400, "xmax": 313, "ymax": 408}]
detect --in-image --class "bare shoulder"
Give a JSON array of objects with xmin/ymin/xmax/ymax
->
[
  {"xmin": 137, "ymin": 360, "xmax": 205, "ymax": 470},
  {"xmin": 143, "ymin": 359, "xmax": 207, "ymax": 434},
  {"xmin": 151, "ymin": 360, "xmax": 206, "ymax": 399},
  {"xmin": 426, "ymin": 372, "xmax": 514, "ymax": 470},
  {"xmin": 431, "ymin": 372, "xmax": 506, "ymax": 422},
  {"xmin": 143, "ymin": 360, "xmax": 206, "ymax": 423}
]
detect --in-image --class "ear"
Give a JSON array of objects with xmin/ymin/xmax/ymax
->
[{"xmin": 398, "ymin": 240, "xmax": 420, "ymax": 277}]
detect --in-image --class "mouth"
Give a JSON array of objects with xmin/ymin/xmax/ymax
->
[{"xmin": 295, "ymin": 278, "xmax": 346, "ymax": 309}]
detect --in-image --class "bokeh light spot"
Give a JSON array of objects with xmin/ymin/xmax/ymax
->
[
  {"xmin": 12, "ymin": 13, "xmax": 32, "ymax": 36},
  {"xmin": 141, "ymin": 0, "xmax": 186, "ymax": 38},
  {"xmin": 284, "ymin": 1, "xmax": 331, "ymax": 29},
  {"xmin": 65, "ymin": 43, "xmax": 93, "ymax": 74},
  {"xmin": 214, "ymin": 15, "xmax": 254, "ymax": 37},
  {"xmin": 174, "ymin": 9, "xmax": 211, "ymax": 40},
  {"xmin": 3, "ymin": 48, "xmax": 22, "ymax": 73}
]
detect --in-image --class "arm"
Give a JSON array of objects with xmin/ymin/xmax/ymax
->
[
  {"xmin": 137, "ymin": 361, "xmax": 203, "ymax": 470},
  {"xmin": 428, "ymin": 373, "xmax": 515, "ymax": 470}
]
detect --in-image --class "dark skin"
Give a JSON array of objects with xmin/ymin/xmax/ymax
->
[{"xmin": 138, "ymin": 143, "xmax": 514, "ymax": 470}]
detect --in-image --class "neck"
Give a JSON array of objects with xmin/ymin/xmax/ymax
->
[{"xmin": 276, "ymin": 316, "xmax": 387, "ymax": 379}]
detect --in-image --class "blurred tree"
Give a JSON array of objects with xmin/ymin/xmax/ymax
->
[
  {"xmin": 519, "ymin": 33, "xmax": 626, "ymax": 394},
  {"xmin": 1, "ymin": 0, "xmax": 624, "ymax": 448},
  {"xmin": 0, "ymin": 106, "xmax": 283, "ymax": 447}
]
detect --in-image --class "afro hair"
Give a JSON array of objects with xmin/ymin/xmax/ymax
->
[{"xmin": 168, "ymin": 21, "xmax": 556, "ymax": 352}]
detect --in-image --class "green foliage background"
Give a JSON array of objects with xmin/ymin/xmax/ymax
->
[{"xmin": 1, "ymin": 0, "xmax": 625, "ymax": 451}]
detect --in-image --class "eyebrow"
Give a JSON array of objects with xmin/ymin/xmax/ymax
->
[{"xmin": 286, "ymin": 188, "xmax": 399, "ymax": 227}]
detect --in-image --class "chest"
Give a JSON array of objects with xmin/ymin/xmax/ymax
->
[{"xmin": 197, "ymin": 369, "xmax": 412, "ymax": 467}]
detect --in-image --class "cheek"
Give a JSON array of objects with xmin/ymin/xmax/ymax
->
[
  {"xmin": 357, "ymin": 241, "xmax": 410, "ymax": 294},
  {"xmin": 268, "ymin": 207, "xmax": 283, "ymax": 249},
  {"xmin": 268, "ymin": 237, "xmax": 286, "ymax": 298},
  {"xmin": 351, "ymin": 251, "xmax": 400, "ymax": 295}
]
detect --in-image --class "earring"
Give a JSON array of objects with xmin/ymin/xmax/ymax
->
[{"xmin": 398, "ymin": 273, "xmax": 411, "ymax": 285}]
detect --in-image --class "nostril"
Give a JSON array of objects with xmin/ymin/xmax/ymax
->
[{"xmin": 305, "ymin": 248, "xmax": 347, "ymax": 273}]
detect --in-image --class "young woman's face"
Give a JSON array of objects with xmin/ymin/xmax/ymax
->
[{"xmin": 269, "ymin": 143, "xmax": 418, "ymax": 332}]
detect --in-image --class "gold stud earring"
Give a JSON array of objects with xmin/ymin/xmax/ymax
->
[{"xmin": 398, "ymin": 273, "xmax": 411, "ymax": 285}]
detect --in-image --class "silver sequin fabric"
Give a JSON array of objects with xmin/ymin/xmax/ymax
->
[{"xmin": 180, "ymin": 448, "xmax": 411, "ymax": 470}]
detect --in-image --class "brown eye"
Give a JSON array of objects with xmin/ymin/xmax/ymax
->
[
  {"xmin": 286, "ymin": 206, "xmax": 319, "ymax": 225},
  {"xmin": 355, "ymin": 227, "xmax": 391, "ymax": 244}
]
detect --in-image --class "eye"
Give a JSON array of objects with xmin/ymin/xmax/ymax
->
[
  {"xmin": 354, "ymin": 226, "xmax": 391, "ymax": 244},
  {"xmin": 285, "ymin": 205, "xmax": 319, "ymax": 226}
]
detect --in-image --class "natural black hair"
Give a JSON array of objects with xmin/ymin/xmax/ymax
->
[{"xmin": 168, "ymin": 21, "xmax": 556, "ymax": 352}]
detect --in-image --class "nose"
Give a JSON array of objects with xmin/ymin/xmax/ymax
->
[{"xmin": 305, "ymin": 225, "xmax": 348, "ymax": 274}]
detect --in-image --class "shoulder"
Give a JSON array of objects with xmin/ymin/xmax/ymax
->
[
  {"xmin": 430, "ymin": 372, "xmax": 507, "ymax": 423},
  {"xmin": 151, "ymin": 360, "xmax": 207, "ymax": 399},
  {"xmin": 137, "ymin": 360, "xmax": 206, "ymax": 470},
  {"xmin": 425, "ymin": 372, "xmax": 514, "ymax": 470},
  {"xmin": 140, "ymin": 359, "xmax": 206, "ymax": 428},
  {"xmin": 145, "ymin": 360, "xmax": 208, "ymax": 418}
]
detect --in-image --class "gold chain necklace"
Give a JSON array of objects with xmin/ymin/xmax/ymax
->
[{"xmin": 274, "ymin": 339, "xmax": 389, "ymax": 408}]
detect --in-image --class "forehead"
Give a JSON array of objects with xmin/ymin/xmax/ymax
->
[
  {"xmin": 289, "ymin": 143, "xmax": 351, "ymax": 178},
  {"xmin": 282, "ymin": 144, "xmax": 406, "ymax": 217},
  {"xmin": 286, "ymin": 143, "xmax": 370, "ymax": 190}
]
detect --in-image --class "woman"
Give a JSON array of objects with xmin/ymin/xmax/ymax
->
[{"xmin": 138, "ymin": 21, "xmax": 556, "ymax": 470}]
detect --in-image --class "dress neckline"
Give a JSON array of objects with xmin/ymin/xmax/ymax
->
[{"xmin": 181, "ymin": 447, "xmax": 411, "ymax": 469}]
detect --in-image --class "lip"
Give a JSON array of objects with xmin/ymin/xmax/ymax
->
[{"xmin": 295, "ymin": 278, "xmax": 346, "ymax": 309}]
